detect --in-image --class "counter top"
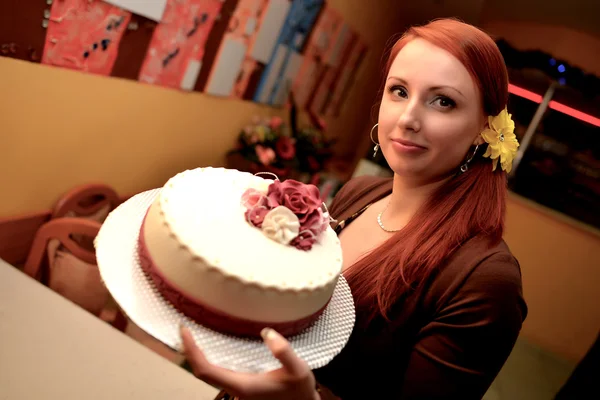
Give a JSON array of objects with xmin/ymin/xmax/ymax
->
[{"xmin": 0, "ymin": 258, "xmax": 219, "ymax": 400}]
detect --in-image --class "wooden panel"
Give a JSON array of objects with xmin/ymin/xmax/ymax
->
[
  {"xmin": 0, "ymin": 0, "xmax": 48, "ymax": 63},
  {"xmin": 193, "ymin": 0, "xmax": 240, "ymax": 92},
  {"xmin": 111, "ymin": 15, "xmax": 157, "ymax": 80}
]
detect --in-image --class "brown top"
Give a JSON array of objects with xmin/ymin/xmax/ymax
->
[{"xmin": 313, "ymin": 176, "xmax": 527, "ymax": 400}]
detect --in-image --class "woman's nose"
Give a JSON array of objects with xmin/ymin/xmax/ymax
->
[{"xmin": 396, "ymin": 99, "xmax": 422, "ymax": 133}]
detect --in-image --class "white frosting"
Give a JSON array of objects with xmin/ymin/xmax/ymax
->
[{"xmin": 142, "ymin": 168, "xmax": 343, "ymax": 323}]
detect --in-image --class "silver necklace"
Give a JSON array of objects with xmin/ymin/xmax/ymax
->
[{"xmin": 377, "ymin": 202, "xmax": 401, "ymax": 232}]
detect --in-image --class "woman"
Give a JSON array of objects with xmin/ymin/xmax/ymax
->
[{"xmin": 181, "ymin": 18, "xmax": 527, "ymax": 399}]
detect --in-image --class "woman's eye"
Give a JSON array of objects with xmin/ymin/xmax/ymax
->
[
  {"xmin": 390, "ymin": 85, "xmax": 407, "ymax": 98},
  {"xmin": 433, "ymin": 96, "xmax": 456, "ymax": 109}
]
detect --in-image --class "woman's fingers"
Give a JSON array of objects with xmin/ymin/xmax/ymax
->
[
  {"xmin": 181, "ymin": 327, "xmax": 248, "ymax": 392},
  {"xmin": 181, "ymin": 326, "xmax": 281, "ymax": 397},
  {"xmin": 182, "ymin": 326, "xmax": 315, "ymax": 399},
  {"xmin": 261, "ymin": 328, "xmax": 309, "ymax": 378}
]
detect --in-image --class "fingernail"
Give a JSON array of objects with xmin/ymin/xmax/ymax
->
[
  {"xmin": 180, "ymin": 324, "xmax": 191, "ymax": 338},
  {"xmin": 260, "ymin": 327, "xmax": 275, "ymax": 341}
]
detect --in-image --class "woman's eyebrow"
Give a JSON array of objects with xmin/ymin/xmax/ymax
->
[
  {"xmin": 387, "ymin": 76, "xmax": 465, "ymax": 99},
  {"xmin": 430, "ymin": 85, "xmax": 465, "ymax": 98}
]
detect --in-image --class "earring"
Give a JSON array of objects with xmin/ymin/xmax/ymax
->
[
  {"xmin": 370, "ymin": 123, "xmax": 379, "ymax": 157},
  {"xmin": 460, "ymin": 144, "xmax": 480, "ymax": 173}
]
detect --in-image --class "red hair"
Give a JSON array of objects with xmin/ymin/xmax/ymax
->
[{"xmin": 346, "ymin": 19, "xmax": 509, "ymax": 322}]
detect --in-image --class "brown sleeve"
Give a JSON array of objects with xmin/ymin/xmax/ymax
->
[
  {"xmin": 399, "ymin": 253, "xmax": 526, "ymax": 399},
  {"xmin": 328, "ymin": 176, "xmax": 365, "ymax": 219}
]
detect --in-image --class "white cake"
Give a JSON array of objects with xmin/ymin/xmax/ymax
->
[{"xmin": 139, "ymin": 167, "xmax": 343, "ymax": 337}]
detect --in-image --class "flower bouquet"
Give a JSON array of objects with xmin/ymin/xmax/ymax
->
[
  {"xmin": 226, "ymin": 94, "xmax": 335, "ymax": 182},
  {"xmin": 226, "ymin": 115, "xmax": 295, "ymax": 179}
]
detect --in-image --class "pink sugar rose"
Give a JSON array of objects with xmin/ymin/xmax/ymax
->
[
  {"xmin": 283, "ymin": 191, "xmax": 309, "ymax": 214},
  {"xmin": 242, "ymin": 179, "xmax": 327, "ymax": 251},
  {"xmin": 241, "ymin": 188, "xmax": 271, "ymax": 227},
  {"xmin": 241, "ymin": 188, "xmax": 266, "ymax": 208},
  {"xmin": 291, "ymin": 234, "xmax": 315, "ymax": 251},
  {"xmin": 266, "ymin": 180, "xmax": 321, "ymax": 222},
  {"xmin": 245, "ymin": 206, "xmax": 270, "ymax": 228},
  {"xmin": 302, "ymin": 207, "xmax": 328, "ymax": 236}
]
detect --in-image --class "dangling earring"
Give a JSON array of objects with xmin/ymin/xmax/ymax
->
[
  {"xmin": 370, "ymin": 123, "xmax": 379, "ymax": 157},
  {"xmin": 460, "ymin": 144, "xmax": 480, "ymax": 173}
]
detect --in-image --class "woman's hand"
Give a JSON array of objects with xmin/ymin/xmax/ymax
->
[{"xmin": 181, "ymin": 326, "xmax": 320, "ymax": 400}]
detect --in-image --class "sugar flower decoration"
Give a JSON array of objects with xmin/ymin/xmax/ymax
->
[
  {"xmin": 261, "ymin": 206, "xmax": 300, "ymax": 245},
  {"xmin": 241, "ymin": 178, "xmax": 330, "ymax": 250}
]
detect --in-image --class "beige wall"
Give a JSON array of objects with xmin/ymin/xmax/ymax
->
[
  {"xmin": 0, "ymin": 0, "xmax": 401, "ymax": 217},
  {"xmin": 505, "ymin": 195, "xmax": 600, "ymax": 362},
  {"xmin": 0, "ymin": 58, "xmax": 278, "ymax": 216}
]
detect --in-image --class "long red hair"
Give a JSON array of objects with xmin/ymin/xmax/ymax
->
[{"xmin": 346, "ymin": 19, "xmax": 509, "ymax": 322}]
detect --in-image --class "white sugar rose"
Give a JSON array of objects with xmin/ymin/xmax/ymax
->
[{"xmin": 261, "ymin": 206, "xmax": 300, "ymax": 245}]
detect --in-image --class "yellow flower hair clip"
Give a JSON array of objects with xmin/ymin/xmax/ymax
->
[{"xmin": 481, "ymin": 108, "xmax": 520, "ymax": 173}]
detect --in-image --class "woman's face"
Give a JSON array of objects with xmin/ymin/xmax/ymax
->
[{"xmin": 378, "ymin": 38, "xmax": 486, "ymax": 183}]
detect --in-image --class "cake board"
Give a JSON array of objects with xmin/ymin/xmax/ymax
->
[{"xmin": 95, "ymin": 189, "xmax": 356, "ymax": 373}]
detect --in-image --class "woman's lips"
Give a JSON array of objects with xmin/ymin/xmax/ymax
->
[{"xmin": 391, "ymin": 138, "xmax": 427, "ymax": 153}]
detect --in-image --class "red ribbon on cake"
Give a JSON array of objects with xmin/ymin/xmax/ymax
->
[{"xmin": 138, "ymin": 217, "xmax": 327, "ymax": 338}]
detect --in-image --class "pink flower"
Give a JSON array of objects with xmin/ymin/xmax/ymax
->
[
  {"xmin": 270, "ymin": 116, "xmax": 283, "ymax": 129},
  {"xmin": 241, "ymin": 188, "xmax": 267, "ymax": 208},
  {"xmin": 266, "ymin": 180, "xmax": 321, "ymax": 222},
  {"xmin": 256, "ymin": 145, "xmax": 276, "ymax": 166},
  {"xmin": 291, "ymin": 234, "xmax": 315, "ymax": 251},
  {"xmin": 275, "ymin": 136, "xmax": 296, "ymax": 160},
  {"xmin": 241, "ymin": 179, "xmax": 327, "ymax": 251},
  {"xmin": 302, "ymin": 207, "xmax": 328, "ymax": 236},
  {"xmin": 245, "ymin": 206, "xmax": 269, "ymax": 228}
]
